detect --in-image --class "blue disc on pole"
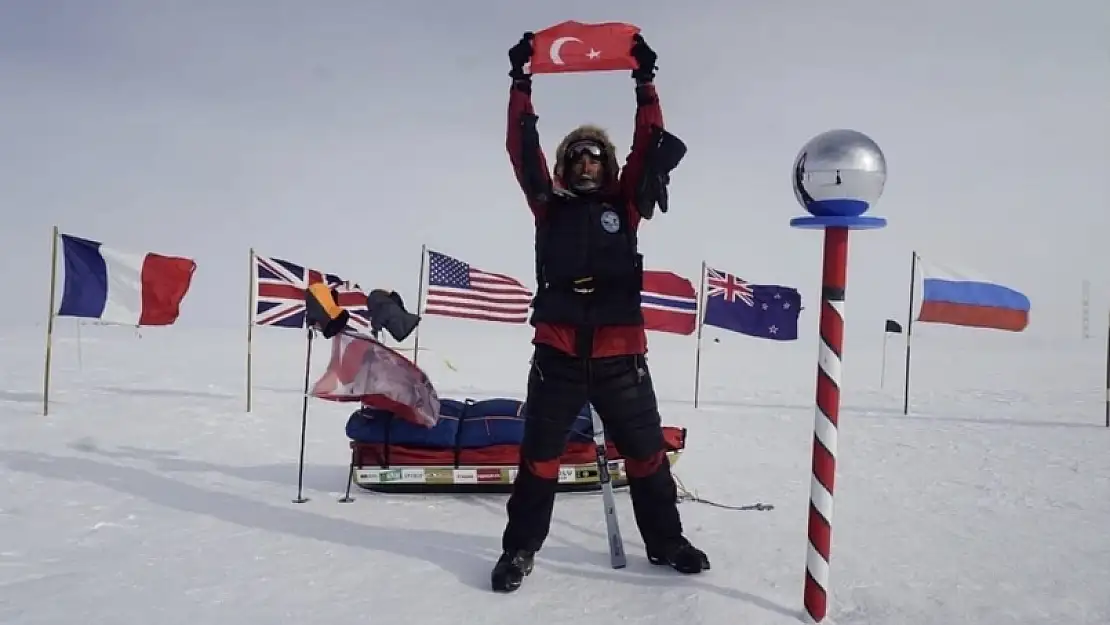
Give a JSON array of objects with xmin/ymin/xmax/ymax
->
[{"xmin": 790, "ymin": 215, "xmax": 888, "ymax": 230}]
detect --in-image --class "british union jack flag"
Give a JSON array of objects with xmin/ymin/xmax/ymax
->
[
  {"xmin": 705, "ymin": 267, "xmax": 754, "ymax": 306},
  {"xmin": 253, "ymin": 253, "xmax": 369, "ymax": 330}
]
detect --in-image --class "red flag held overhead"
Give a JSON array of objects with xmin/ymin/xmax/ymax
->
[{"xmin": 529, "ymin": 21, "xmax": 641, "ymax": 74}]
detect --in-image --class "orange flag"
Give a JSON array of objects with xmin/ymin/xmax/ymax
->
[{"xmin": 529, "ymin": 21, "xmax": 641, "ymax": 74}]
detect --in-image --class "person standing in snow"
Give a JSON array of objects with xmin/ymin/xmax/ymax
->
[{"xmin": 491, "ymin": 31, "xmax": 708, "ymax": 592}]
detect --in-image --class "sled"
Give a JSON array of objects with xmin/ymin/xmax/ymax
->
[{"xmin": 342, "ymin": 397, "xmax": 688, "ymax": 494}]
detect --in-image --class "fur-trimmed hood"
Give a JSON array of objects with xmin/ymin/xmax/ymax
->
[{"xmin": 552, "ymin": 124, "xmax": 620, "ymax": 191}]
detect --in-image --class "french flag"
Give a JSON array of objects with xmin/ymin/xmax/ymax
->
[
  {"xmin": 641, "ymin": 270, "xmax": 697, "ymax": 335},
  {"xmin": 916, "ymin": 260, "xmax": 1029, "ymax": 332},
  {"xmin": 57, "ymin": 233, "xmax": 197, "ymax": 326}
]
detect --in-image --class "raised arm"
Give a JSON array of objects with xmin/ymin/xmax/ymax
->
[
  {"xmin": 506, "ymin": 78, "xmax": 553, "ymax": 218},
  {"xmin": 506, "ymin": 33, "xmax": 552, "ymax": 220},
  {"xmin": 619, "ymin": 80, "xmax": 665, "ymax": 207},
  {"xmin": 620, "ymin": 34, "xmax": 685, "ymax": 222}
]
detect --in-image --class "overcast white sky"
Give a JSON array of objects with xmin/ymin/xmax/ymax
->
[{"xmin": 3, "ymin": 0, "xmax": 1107, "ymax": 341}]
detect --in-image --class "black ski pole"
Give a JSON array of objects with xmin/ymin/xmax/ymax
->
[
  {"xmin": 293, "ymin": 327, "xmax": 314, "ymax": 504},
  {"xmin": 333, "ymin": 326, "xmax": 377, "ymax": 503},
  {"xmin": 337, "ymin": 447, "xmax": 356, "ymax": 503}
]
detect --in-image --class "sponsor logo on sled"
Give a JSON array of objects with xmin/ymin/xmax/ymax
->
[
  {"xmin": 378, "ymin": 469, "xmax": 403, "ymax": 483},
  {"xmin": 400, "ymin": 469, "xmax": 425, "ymax": 482},
  {"xmin": 452, "ymin": 469, "xmax": 478, "ymax": 483},
  {"xmin": 558, "ymin": 467, "xmax": 576, "ymax": 483},
  {"xmin": 424, "ymin": 468, "xmax": 454, "ymax": 484},
  {"xmin": 476, "ymin": 468, "xmax": 502, "ymax": 483},
  {"xmin": 576, "ymin": 467, "xmax": 598, "ymax": 480},
  {"xmin": 608, "ymin": 461, "xmax": 623, "ymax": 478},
  {"xmin": 354, "ymin": 469, "xmax": 378, "ymax": 483}
]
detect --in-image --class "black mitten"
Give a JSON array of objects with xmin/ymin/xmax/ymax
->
[
  {"xmin": 630, "ymin": 34, "xmax": 658, "ymax": 83},
  {"xmin": 508, "ymin": 32, "xmax": 535, "ymax": 80}
]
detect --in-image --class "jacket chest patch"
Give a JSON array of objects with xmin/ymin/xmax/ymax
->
[{"xmin": 599, "ymin": 209, "xmax": 621, "ymax": 233}]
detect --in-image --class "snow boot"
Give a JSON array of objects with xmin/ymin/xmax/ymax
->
[
  {"xmin": 647, "ymin": 537, "xmax": 710, "ymax": 574},
  {"xmin": 490, "ymin": 549, "xmax": 535, "ymax": 592}
]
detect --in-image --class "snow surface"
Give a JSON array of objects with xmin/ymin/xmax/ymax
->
[{"xmin": 2, "ymin": 320, "xmax": 1108, "ymax": 624}]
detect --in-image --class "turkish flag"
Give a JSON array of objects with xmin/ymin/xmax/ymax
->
[{"xmin": 528, "ymin": 20, "xmax": 641, "ymax": 74}]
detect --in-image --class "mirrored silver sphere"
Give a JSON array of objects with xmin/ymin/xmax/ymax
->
[{"xmin": 792, "ymin": 129, "xmax": 886, "ymax": 217}]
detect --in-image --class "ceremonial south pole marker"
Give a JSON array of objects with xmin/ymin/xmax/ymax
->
[{"xmin": 789, "ymin": 129, "xmax": 888, "ymax": 623}]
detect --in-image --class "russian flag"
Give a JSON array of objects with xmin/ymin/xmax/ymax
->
[
  {"xmin": 641, "ymin": 270, "xmax": 697, "ymax": 335},
  {"xmin": 57, "ymin": 233, "xmax": 197, "ymax": 326},
  {"xmin": 916, "ymin": 260, "xmax": 1029, "ymax": 332}
]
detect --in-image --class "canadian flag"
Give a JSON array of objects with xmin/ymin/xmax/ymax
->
[{"xmin": 310, "ymin": 332, "xmax": 441, "ymax": 428}]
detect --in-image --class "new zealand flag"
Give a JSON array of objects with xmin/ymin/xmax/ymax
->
[{"xmin": 702, "ymin": 266, "xmax": 801, "ymax": 340}]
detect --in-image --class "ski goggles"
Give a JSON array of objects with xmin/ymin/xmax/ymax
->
[{"xmin": 564, "ymin": 140, "xmax": 606, "ymax": 162}]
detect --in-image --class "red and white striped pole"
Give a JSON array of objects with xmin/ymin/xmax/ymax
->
[
  {"xmin": 789, "ymin": 129, "xmax": 888, "ymax": 623},
  {"xmin": 804, "ymin": 227, "xmax": 848, "ymax": 621}
]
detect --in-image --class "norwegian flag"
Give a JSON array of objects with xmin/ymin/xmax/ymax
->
[
  {"xmin": 253, "ymin": 254, "xmax": 369, "ymax": 330},
  {"xmin": 310, "ymin": 331, "xmax": 441, "ymax": 427},
  {"xmin": 640, "ymin": 270, "xmax": 698, "ymax": 335}
]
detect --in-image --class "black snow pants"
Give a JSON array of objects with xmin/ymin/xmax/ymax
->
[{"xmin": 500, "ymin": 343, "xmax": 683, "ymax": 555}]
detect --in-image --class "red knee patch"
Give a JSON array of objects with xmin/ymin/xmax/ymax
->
[
  {"xmin": 527, "ymin": 458, "xmax": 562, "ymax": 480},
  {"xmin": 624, "ymin": 451, "xmax": 664, "ymax": 479}
]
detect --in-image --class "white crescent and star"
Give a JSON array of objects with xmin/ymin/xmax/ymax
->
[{"xmin": 549, "ymin": 36, "xmax": 601, "ymax": 65}]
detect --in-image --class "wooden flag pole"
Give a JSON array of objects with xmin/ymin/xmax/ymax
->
[
  {"xmin": 901, "ymin": 251, "xmax": 918, "ymax": 415},
  {"xmin": 693, "ymin": 260, "xmax": 708, "ymax": 408},
  {"xmin": 43, "ymin": 226, "xmax": 60, "ymax": 416},
  {"xmin": 246, "ymin": 247, "xmax": 255, "ymax": 412},
  {"xmin": 411, "ymin": 244, "xmax": 427, "ymax": 366}
]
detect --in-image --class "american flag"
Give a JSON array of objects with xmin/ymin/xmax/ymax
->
[
  {"xmin": 253, "ymin": 253, "xmax": 369, "ymax": 329},
  {"xmin": 423, "ymin": 250, "xmax": 533, "ymax": 324}
]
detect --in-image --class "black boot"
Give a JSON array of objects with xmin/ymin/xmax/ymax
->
[
  {"xmin": 490, "ymin": 549, "xmax": 535, "ymax": 592},
  {"xmin": 647, "ymin": 537, "xmax": 710, "ymax": 574},
  {"xmin": 625, "ymin": 459, "xmax": 706, "ymax": 573}
]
